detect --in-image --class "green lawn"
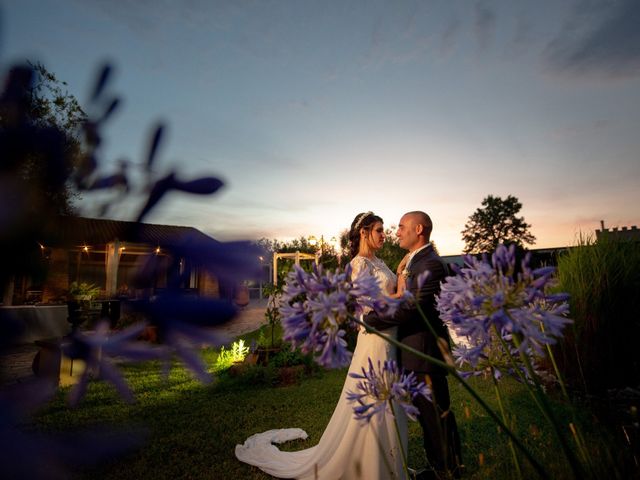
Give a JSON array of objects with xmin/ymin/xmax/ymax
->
[{"xmin": 29, "ymin": 329, "xmax": 627, "ymax": 479}]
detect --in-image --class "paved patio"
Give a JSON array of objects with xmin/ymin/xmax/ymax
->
[
  {"xmin": 0, "ymin": 298, "xmax": 269, "ymax": 386},
  {"xmin": 213, "ymin": 298, "xmax": 269, "ymax": 340}
]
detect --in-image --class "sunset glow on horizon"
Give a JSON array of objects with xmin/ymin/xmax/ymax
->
[{"xmin": 4, "ymin": 1, "xmax": 639, "ymax": 256}]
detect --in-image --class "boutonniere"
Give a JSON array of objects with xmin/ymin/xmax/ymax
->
[{"xmin": 401, "ymin": 266, "xmax": 411, "ymax": 278}]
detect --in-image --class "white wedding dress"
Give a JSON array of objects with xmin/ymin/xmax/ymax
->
[{"xmin": 235, "ymin": 256, "xmax": 408, "ymax": 479}]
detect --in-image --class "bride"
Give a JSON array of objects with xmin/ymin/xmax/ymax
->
[{"xmin": 235, "ymin": 211, "xmax": 409, "ymax": 479}]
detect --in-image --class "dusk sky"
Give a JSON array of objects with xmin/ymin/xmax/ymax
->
[{"xmin": 3, "ymin": 1, "xmax": 639, "ymax": 255}]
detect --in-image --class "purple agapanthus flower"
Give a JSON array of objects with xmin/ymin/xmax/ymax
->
[
  {"xmin": 63, "ymin": 321, "xmax": 166, "ymax": 406},
  {"xmin": 346, "ymin": 358, "xmax": 431, "ymax": 422},
  {"xmin": 279, "ymin": 264, "xmax": 401, "ymax": 368},
  {"xmin": 436, "ymin": 244, "xmax": 572, "ymax": 376}
]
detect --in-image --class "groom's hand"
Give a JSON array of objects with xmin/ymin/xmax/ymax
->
[
  {"xmin": 363, "ymin": 310, "xmax": 391, "ymax": 331},
  {"xmin": 362, "ymin": 311, "xmax": 376, "ymax": 330}
]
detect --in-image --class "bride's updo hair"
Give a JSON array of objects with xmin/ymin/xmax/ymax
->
[{"xmin": 348, "ymin": 211, "xmax": 383, "ymax": 259}]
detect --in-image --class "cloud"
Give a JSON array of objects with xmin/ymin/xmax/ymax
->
[
  {"xmin": 474, "ymin": 1, "xmax": 496, "ymax": 52},
  {"xmin": 81, "ymin": 0, "xmax": 163, "ymax": 38},
  {"xmin": 439, "ymin": 15, "xmax": 461, "ymax": 55},
  {"xmin": 548, "ymin": 118, "xmax": 611, "ymax": 140},
  {"xmin": 544, "ymin": 0, "xmax": 640, "ymax": 79},
  {"xmin": 504, "ymin": 12, "xmax": 532, "ymax": 58}
]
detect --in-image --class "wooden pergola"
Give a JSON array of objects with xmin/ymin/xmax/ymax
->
[
  {"xmin": 2, "ymin": 216, "xmax": 221, "ymax": 305},
  {"xmin": 272, "ymin": 251, "xmax": 319, "ymax": 284}
]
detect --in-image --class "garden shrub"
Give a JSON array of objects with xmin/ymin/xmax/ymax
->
[
  {"xmin": 270, "ymin": 348, "xmax": 309, "ymax": 368},
  {"xmin": 555, "ymin": 234, "xmax": 640, "ymax": 392},
  {"xmin": 214, "ymin": 340, "xmax": 250, "ymax": 371}
]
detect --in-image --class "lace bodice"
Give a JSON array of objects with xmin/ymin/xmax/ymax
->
[{"xmin": 350, "ymin": 255, "xmax": 397, "ymax": 296}]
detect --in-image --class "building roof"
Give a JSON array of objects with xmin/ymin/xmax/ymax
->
[
  {"xmin": 45, "ymin": 216, "xmax": 217, "ymax": 251},
  {"xmin": 596, "ymin": 225, "xmax": 640, "ymax": 242}
]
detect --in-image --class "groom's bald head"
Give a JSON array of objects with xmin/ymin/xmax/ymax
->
[
  {"xmin": 397, "ymin": 211, "xmax": 433, "ymax": 251},
  {"xmin": 405, "ymin": 211, "xmax": 432, "ymax": 240}
]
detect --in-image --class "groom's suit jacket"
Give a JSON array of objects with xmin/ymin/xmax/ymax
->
[{"xmin": 365, "ymin": 244, "xmax": 450, "ymax": 375}]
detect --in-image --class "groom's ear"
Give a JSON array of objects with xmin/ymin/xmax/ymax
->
[{"xmin": 415, "ymin": 223, "xmax": 424, "ymax": 235}]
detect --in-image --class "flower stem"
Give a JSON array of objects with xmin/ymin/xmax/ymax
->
[
  {"xmin": 352, "ymin": 316, "xmax": 549, "ymax": 479},
  {"xmin": 371, "ymin": 426, "xmax": 399, "ymax": 480},
  {"xmin": 542, "ymin": 338, "xmax": 590, "ymax": 468},
  {"xmin": 493, "ymin": 327, "xmax": 546, "ymax": 415},
  {"xmin": 491, "ymin": 366, "xmax": 523, "ymax": 480},
  {"xmin": 510, "ymin": 333, "xmax": 585, "ymax": 479},
  {"xmin": 542, "ymin": 335, "xmax": 568, "ymax": 400},
  {"xmin": 415, "ymin": 301, "xmax": 444, "ymax": 345},
  {"xmin": 389, "ymin": 400, "xmax": 411, "ymax": 479}
]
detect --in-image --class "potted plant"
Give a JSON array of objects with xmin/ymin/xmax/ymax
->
[
  {"xmin": 66, "ymin": 282, "xmax": 101, "ymax": 332},
  {"xmin": 251, "ymin": 283, "xmax": 283, "ymax": 363},
  {"xmin": 68, "ymin": 281, "xmax": 101, "ymax": 302}
]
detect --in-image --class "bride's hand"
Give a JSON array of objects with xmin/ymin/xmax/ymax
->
[
  {"xmin": 390, "ymin": 275, "xmax": 406, "ymax": 298},
  {"xmin": 390, "ymin": 254, "xmax": 410, "ymax": 298},
  {"xmin": 396, "ymin": 253, "xmax": 410, "ymax": 277}
]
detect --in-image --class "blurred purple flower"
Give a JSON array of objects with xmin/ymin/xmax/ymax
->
[
  {"xmin": 63, "ymin": 321, "xmax": 165, "ymax": 406},
  {"xmin": 135, "ymin": 172, "xmax": 224, "ymax": 223},
  {"xmin": 347, "ymin": 358, "xmax": 430, "ymax": 422},
  {"xmin": 129, "ymin": 225, "xmax": 265, "ymax": 288},
  {"xmin": 416, "ymin": 270, "xmax": 431, "ymax": 290},
  {"xmin": 0, "ymin": 377, "xmax": 146, "ymax": 479},
  {"xmin": 279, "ymin": 265, "xmax": 401, "ymax": 368},
  {"xmin": 437, "ymin": 244, "xmax": 572, "ymax": 376},
  {"xmin": 0, "ymin": 55, "xmax": 269, "ymax": 473},
  {"xmin": 132, "ymin": 294, "xmax": 238, "ymax": 382}
]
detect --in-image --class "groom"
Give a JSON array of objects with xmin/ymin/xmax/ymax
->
[{"xmin": 364, "ymin": 211, "xmax": 462, "ymax": 479}]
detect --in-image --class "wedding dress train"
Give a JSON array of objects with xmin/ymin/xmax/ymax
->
[{"xmin": 235, "ymin": 256, "xmax": 408, "ymax": 479}]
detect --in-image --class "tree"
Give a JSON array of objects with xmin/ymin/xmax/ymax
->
[
  {"xmin": 27, "ymin": 62, "xmax": 86, "ymax": 132},
  {"xmin": 377, "ymin": 226, "xmax": 407, "ymax": 272},
  {"xmin": 461, "ymin": 194, "xmax": 536, "ymax": 254},
  {"xmin": 0, "ymin": 61, "xmax": 86, "ymax": 216},
  {"xmin": 1, "ymin": 62, "xmax": 88, "ymax": 295}
]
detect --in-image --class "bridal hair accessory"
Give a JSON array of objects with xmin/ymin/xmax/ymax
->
[{"xmin": 354, "ymin": 211, "xmax": 374, "ymax": 231}]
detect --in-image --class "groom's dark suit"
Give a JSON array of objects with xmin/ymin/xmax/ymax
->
[{"xmin": 365, "ymin": 244, "xmax": 461, "ymax": 476}]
